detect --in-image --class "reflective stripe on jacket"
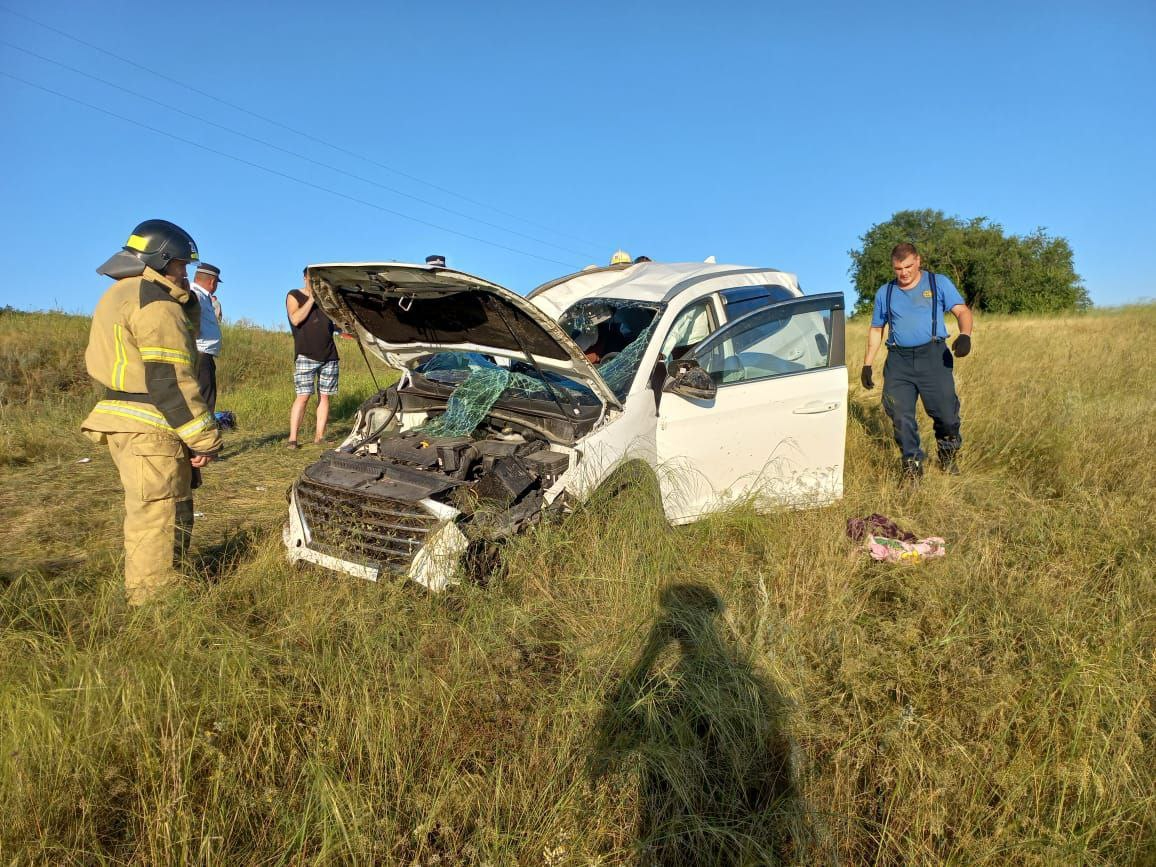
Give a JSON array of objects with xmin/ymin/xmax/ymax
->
[{"xmin": 81, "ymin": 267, "xmax": 222, "ymax": 455}]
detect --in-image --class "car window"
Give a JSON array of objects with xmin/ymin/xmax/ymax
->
[
  {"xmin": 659, "ymin": 299, "xmax": 717, "ymax": 360},
  {"xmin": 720, "ymin": 284, "xmax": 796, "ymax": 320},
  {"xmin": 697, "ymin": 308, "xmax": 833, "ymax": 385}
]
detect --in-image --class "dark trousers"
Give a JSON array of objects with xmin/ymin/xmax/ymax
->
[
  {"xmin": 882, "ymin": 340, "xmax": 961, "ymax": 462},
  {"xmin": 195, "ymin": 353, "xmax": 217, "ymax": 417}
]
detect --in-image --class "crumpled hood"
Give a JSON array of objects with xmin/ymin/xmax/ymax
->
[{"xmin": 306, "ymin": 263, "xmax": 622, "ymax": 410}]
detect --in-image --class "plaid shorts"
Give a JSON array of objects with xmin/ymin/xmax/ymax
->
[{"xmin": 294, "ymin": 355, "xmax": 339, "ymax": 395}]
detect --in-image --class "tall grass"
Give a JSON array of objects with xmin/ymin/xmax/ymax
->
[{"xmin": 1, "ymin": 306, "xmax": 1153, "ymax": 864}]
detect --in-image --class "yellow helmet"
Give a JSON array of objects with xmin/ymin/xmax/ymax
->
[{"xmin": 609, "ymin": 249, "xmax": 632, "ymax": 265}]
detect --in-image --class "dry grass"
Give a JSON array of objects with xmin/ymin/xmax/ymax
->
[{"xmin": 0, "ymin": 305, "xmax": 1153, "ymax": 865}]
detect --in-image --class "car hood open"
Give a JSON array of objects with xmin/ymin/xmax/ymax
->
[{"xmin": 307, "ymin": 263, "xmax": 622, "ymax": 409}]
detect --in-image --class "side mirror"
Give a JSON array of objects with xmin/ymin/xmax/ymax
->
[{"xmin": 663, "ymin": 359, "xmax": 717, "ymax": 401}]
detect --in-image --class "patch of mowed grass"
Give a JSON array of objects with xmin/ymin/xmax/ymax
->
[{"xmin": 1, "ymin": 306, "xmax": 1154, "ymax": 864}]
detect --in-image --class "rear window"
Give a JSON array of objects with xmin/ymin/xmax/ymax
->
[{"xmin": 720, "ymin": 284, "xmax": 796, "ymax": 320}]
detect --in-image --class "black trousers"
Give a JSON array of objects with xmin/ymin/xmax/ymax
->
[
  {"xmin": 882, "ymin": 340, "xmax": 961, "ymax": 462},
  {"xmin": 195, "ymin": 353, "xmax": 217, "ymax": 417}
]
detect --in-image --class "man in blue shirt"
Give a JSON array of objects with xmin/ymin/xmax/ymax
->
[{"xmin": 861, "ymin": 243, "xmax": 974, "ymax": 481}]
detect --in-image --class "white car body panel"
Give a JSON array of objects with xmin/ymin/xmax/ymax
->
[
  {"xmin": 407, "ymin": 520, "xmax": 470, "ymax": 592},
  {"xmin": 547, "ymin": 393, "xmax": 658, "ymax": 502},
  {"xmin": 657, "ymin": 366, "xmax": 847, "ymax": 522}
]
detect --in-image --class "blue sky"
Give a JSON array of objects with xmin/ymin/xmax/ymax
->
[{"xmin": 1, "ymin": 0, "xmax": 1153, "ymax": 327}]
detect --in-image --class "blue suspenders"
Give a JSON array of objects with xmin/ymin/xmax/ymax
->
[
  {"xmin": 885, "ymin": 272, "xmax": 940, "ymax": 346},
  {"xmin": 885, "ymin": 280, "xmax": 896, "ymax": 346},
  {"xmin": 930, "ymin": 272, "xmax": 940, "ymax": 339}
]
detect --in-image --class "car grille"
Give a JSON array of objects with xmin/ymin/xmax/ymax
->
[{"xmin": 294, "ymin": 477, "xmax": 441, "ymax": 572}]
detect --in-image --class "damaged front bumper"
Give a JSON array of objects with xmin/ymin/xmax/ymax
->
[{"xmin": 283, "ymin": 478, "xmax": 468, "ymax": 592}]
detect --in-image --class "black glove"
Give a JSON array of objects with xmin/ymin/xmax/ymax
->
[
  {"xmin": 953, "ymin": 334, "xmax": 972, "ymax": 357},
  {"xmin": 860, "ymin": 366, "xmax": 874, "ymax": 389}
]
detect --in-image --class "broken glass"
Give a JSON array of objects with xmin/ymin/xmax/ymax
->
[
  {"xmin": 559, "ymin": 300, "xmax": 662, "ymax": 401},
  {"xmin": 415, "ymin": 353, "xmax": 597, "ymax": 437}
]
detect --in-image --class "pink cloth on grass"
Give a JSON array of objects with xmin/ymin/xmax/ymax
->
[{"xmin": 865, "ymin": 534, "xmax": 946, "ymax": 563}]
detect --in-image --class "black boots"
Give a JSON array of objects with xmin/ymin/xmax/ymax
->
[
  {"xmin": 937, "ymin": 448, "xmax": 961, "ymax": 475},
  {"xmin": 936, "ymin": 436, "xmax": 962, "ymax": 476},
  {"xmin": 899, "ymin": 452, "xmax": 959, "ymax": 485},
  {"xmin": 901, "ymin": 458, "xmax": 924, "ymax": 485}
]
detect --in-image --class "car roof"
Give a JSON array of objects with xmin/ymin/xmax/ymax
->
[{"xmin": 527, "ymin": 261, "xmax": 801, "ymax": 318}]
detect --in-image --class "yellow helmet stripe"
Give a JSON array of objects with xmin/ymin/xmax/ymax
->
[{"xmin": 125, "ymin": 233, "xmax": 149, "ymax": 252}]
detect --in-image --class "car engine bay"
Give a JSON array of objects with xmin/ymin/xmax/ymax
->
[{"xmin": 291, "ymin": 380, "xmax": 575, "ymax": 576}]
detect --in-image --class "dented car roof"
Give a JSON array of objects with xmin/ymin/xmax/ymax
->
[{"xmin": 528, "ymin": 261, "xmax": 802, "ymax": 319}]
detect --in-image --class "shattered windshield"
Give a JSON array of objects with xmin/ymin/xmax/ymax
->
[
  {"xmin": 407, "ymin": 300, "xmax": 661, "ymax": 437},
  {"xmin": 413, "ymin": 352, "xmax": 600, "ymax": 437},
  {"xmin": 557, "ymin": 299, "xmax": 661, "ymax": 401},
  {"xmin": 415, "ymin": 352, "xmax": 599, "ymax": 404}
]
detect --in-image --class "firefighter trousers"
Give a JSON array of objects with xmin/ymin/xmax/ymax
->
[
  {"xmin": 105, "ymin": 431, "xmax": 194, "ymax": 605},
  {"xmin": 882, "ymin": 340, "xmax": 962, "ymax": 463}
]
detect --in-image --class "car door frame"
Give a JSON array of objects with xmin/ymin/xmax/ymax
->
[{"xmin": 654, "ymin": 292, "xmax": 847, "ymax": 523}]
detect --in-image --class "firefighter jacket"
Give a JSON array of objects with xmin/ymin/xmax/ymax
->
[{"xmin": 81, "ymin": 267, "xmax": 222, "ymax": 455}]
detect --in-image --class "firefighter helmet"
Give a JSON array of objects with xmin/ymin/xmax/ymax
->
[{"xmin": 97, "ymin": 219, "xmax": 199, "ymax": 279}]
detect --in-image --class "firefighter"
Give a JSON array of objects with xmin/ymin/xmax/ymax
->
[
  {"xmin": 81, "ymin": 220, "xmax": 222, "ymax": 605},
  {"xmin": 860, "ymin": 242, "xmax": 974, "ymax": 482}
]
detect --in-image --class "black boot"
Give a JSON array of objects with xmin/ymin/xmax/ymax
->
[
  {"xmin": 901, "ymin": 457, "xmax": 924, "ymax": 486},
  {"xmin": 936, "ymin": 436, "xmax": 962, "ymax": 475},
  {"xmin": 937, "ymin": 448, "xmax": 961, "ymax": 475}
]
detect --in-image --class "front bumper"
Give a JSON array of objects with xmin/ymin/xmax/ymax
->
[{"xmin": 283, "ymin": 481, "xmax": 468, "ymax": 592}]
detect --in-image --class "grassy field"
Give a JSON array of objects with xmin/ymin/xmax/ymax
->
[{"xmin": 1, "ymin": 303, "xmax": 1153, "ymax": 865}]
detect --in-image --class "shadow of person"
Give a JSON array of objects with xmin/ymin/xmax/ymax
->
[
  {"xmin": 188, "ymin": 526, "xmax": 262, "ymax": 583},
  {"xmin": 590, "ymin": 584, "xmax": 807, "ymax": 865}
]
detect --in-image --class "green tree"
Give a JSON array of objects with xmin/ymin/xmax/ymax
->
[{"xmin": 849, "ymin": 209, "xmax": 1089, "ymax": 316}]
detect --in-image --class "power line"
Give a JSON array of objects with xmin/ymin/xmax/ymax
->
[
  {"xmin": 1, "ymin": 39, "xmax": 598, "ymax": 259},
  {"xmin": 0, "ymin": 71, "xmax": 581, "ymax": 268},
  {"xmin": 0, "ymin": 4, "xmax": 605, "ymax": 251}
]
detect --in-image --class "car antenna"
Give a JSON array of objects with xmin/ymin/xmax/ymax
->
[{"xmin": 490, "ymin": 303, "xmax": 580, "ymax": 419}]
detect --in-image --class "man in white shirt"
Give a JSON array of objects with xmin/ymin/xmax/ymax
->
[{"xmin": 190, "ymin": 262, "xmax": 223, "ymax": 415}]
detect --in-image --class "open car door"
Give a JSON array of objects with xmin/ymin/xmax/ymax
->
[{"xmin": 655, "ymin": 292, "xmax": 847, "ymax": 523}]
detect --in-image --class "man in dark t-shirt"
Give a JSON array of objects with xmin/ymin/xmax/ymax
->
[{"xmin": 286, "ymin": 267, "xmax": 339, "ymax": 447}]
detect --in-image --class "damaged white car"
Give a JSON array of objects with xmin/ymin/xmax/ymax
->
[{"xmin": 284, "ymin": 260, "xmax": 848, "ymax": 590}]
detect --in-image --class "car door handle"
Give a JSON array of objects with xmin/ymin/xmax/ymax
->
[{"xmin": 792, "ymin": 401, "xmax": 840, "ymax": 414}]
